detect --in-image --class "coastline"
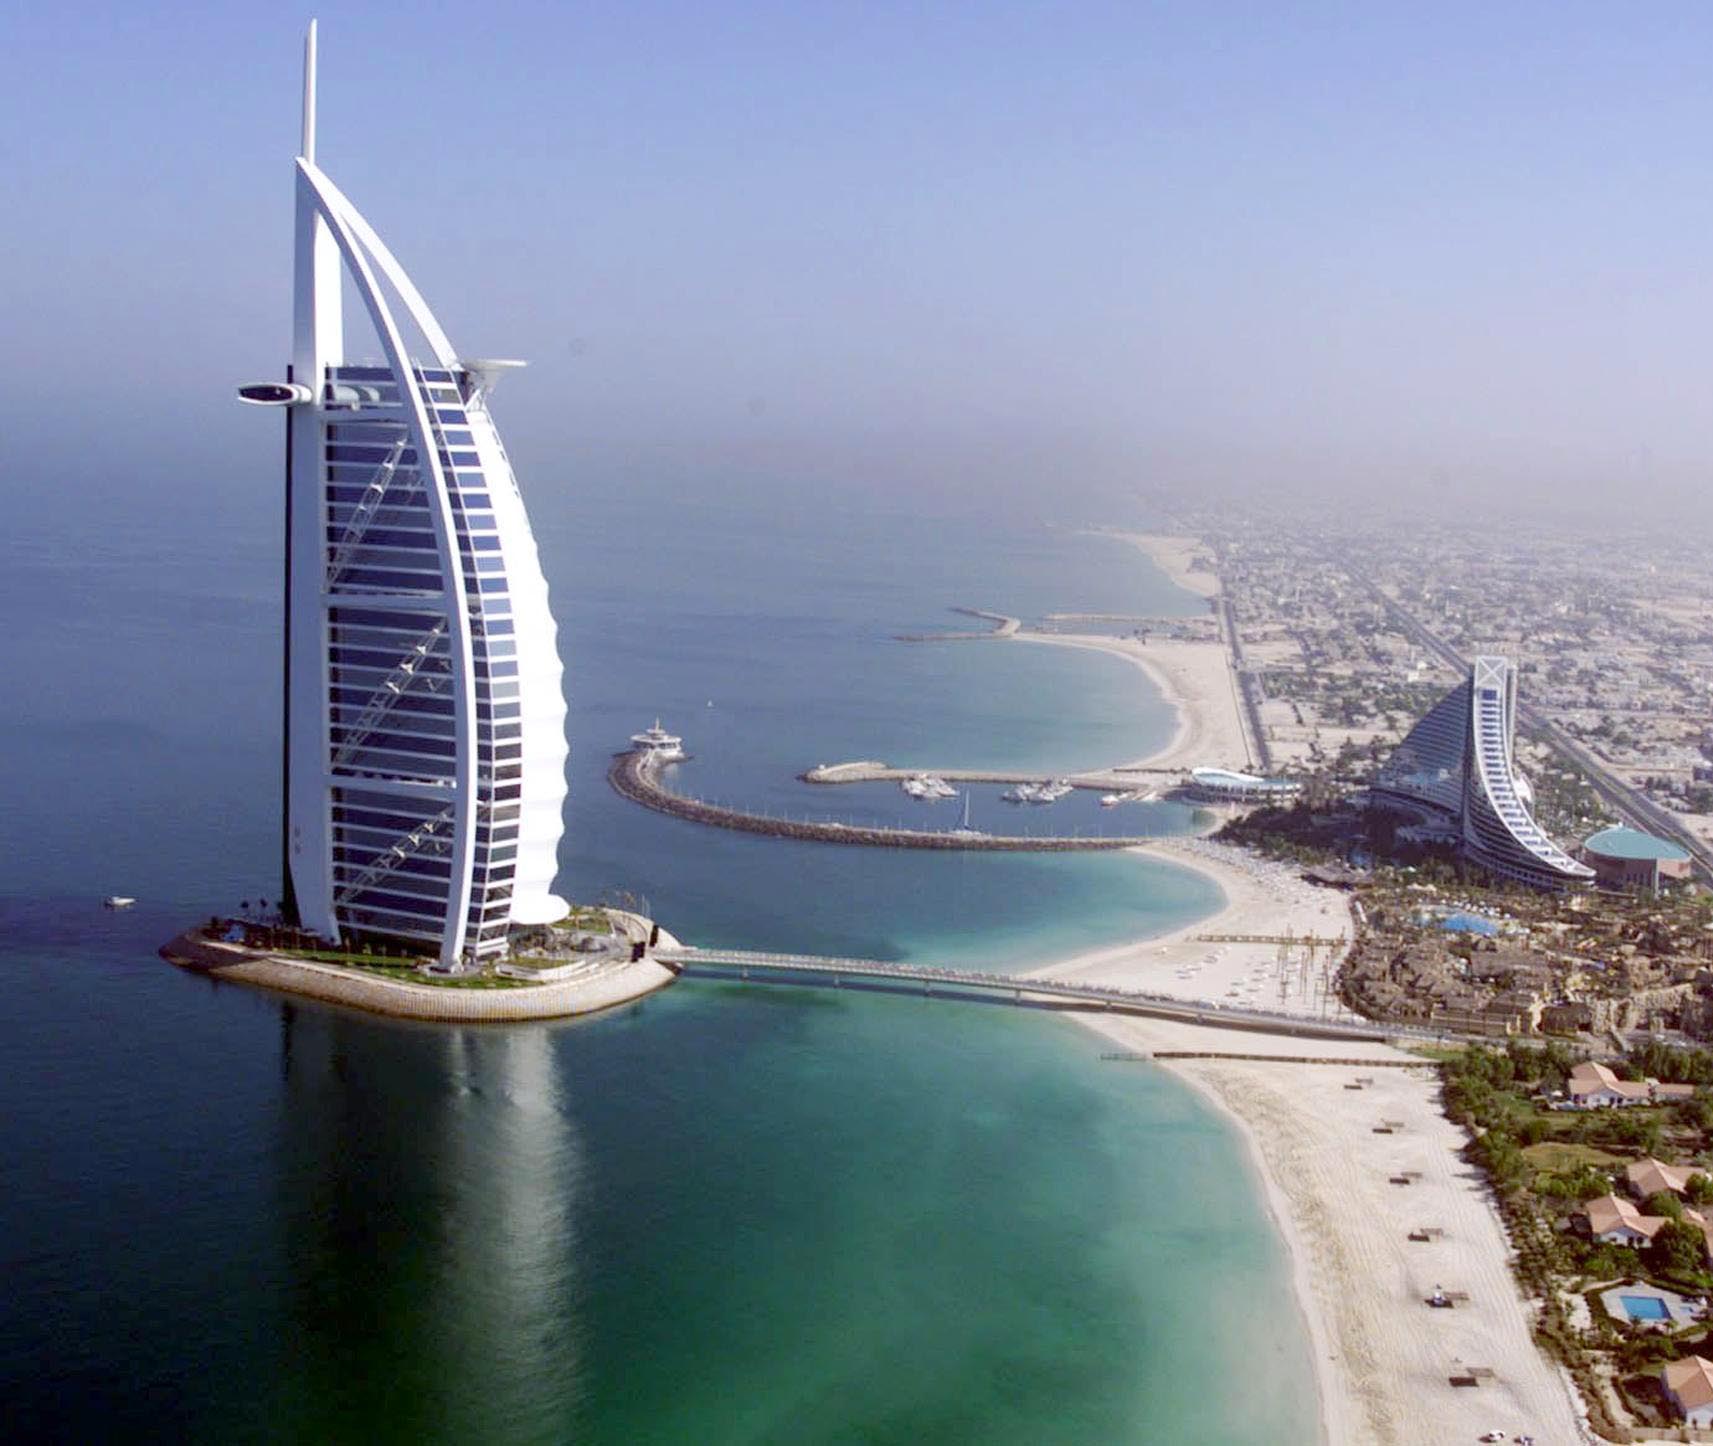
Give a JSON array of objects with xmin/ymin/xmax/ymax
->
[
  {"xmin": 161, "ymin": 930, "xmax": 679, "ymax": 1022},
  {"xmin": 1029, "ymin": 840, "xmax": 1586, "ymax": 1442},
  {"xmin": 1029, "ymin": 837, "xmax": 1356, "ymax": 1015},
  {"xmin": 1017, "ymin": 528, "xmax": 1585, "ymax": 1442},
  {"xmin": 1010, "ymin": 630, "xmax": 1254, "ymax": 774},
  {"xmin": 1075, "ymin": 1008, "xmax": 1587, "ymax": 1446},
  {"xmin": 1112, "ymin": 531, "xmax": 1221, "ymax": 600}
]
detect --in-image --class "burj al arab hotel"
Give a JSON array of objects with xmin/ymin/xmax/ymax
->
[{"xmin": 239, "ymin": 23, "xmax": 569, "ymax": 967}]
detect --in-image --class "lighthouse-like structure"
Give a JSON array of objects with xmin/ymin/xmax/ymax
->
[{"xmin": 241, "ymin": 23, "xmax": 569, "ymax": 966}]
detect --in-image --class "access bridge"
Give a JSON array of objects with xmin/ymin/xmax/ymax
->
[{"xmin": 654, "ymin": 946, "xmax": 1438, "ymax": 1045}]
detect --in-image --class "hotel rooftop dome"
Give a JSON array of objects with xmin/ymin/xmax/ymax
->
[
  {"xmin": 1580, "ymin": 825, "xmax": 1693, "ymax": 892},
  {"xmin": 1581, "ymin": 826, "xmax": 1691, "ymax": 863}
]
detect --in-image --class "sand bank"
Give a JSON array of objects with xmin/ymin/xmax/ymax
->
[{"xmin": 1013, "ymin": 630, "xmax": 1254, "ymax": 773}]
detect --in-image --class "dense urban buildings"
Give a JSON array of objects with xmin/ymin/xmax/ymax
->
[
  {"xmin": 1372, "ymin": 656, "xmax": 1595, "ymax": 889},
  {"xmin": 238, "ymin": 25, "xmax": 568, "ymax": 966},
  {"xmin": 1160, "ymin": 492, "xmax": 1713, "ymax": 879}
]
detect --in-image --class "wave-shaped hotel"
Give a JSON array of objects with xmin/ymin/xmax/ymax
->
[
  {"xmin": 1371, "ymin": 656, "xmax": 1594, "ymax": 890},
  {"xmin": 238, "ymin": 24, "xmax": 569, "ymax": 968}
]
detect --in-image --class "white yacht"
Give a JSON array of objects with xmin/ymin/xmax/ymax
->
[
  {"xmin": 1100, "ymin": 788, "xmax": 1154, "ymax": 807},
  {"xmin": 1002, "ymin": 783, "xmax": 1043, "ymax": 804},
  {"xmin": 630, "ymin": 719, "xmax": 686, "ymax": 763},
  {"xmin": 901, "ymin": 776, "xmax": 934, "ymax": 799},
  {"xmin": 922, "ymin": 775, "xmax": 958, "ymax": 798},
  {"xmin": 1033, "ymin": 780, "xmax": 1073, "ymax": 803}
]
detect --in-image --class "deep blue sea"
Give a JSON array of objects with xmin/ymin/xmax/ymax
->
[{"xmin": 0, "ymin": 466, "xmax": 1318, "ymax": 1442}]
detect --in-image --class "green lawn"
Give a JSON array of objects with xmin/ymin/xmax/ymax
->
[
  {"xmin": 1523, "ymin": 1141, "xmax": 1627, "ymax": 1171},
  {"xmin": 276, "ymin": 948, "xmax": 529, "ymax": 989}
]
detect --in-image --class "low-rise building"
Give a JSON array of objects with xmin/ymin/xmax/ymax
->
[
  {"xmin": 1581, "ymin": 1194, "xmax": 1713, "ymax": 1262},
  {"xmin": 1579, "ymin": 825, "xmax": 1694, "ymax": 893},
  {"xmin": 1662, "ymin": 1355, "xmax": 1713, "ymax": 1428},
  {"xmin": 1569, "ymin": 1062, "xmax": 1651, "ymax": 1107},
  {"xmin": 1184, "ymin": 767, "xmax": 1302, "ymax": 803},
  {"xmin": 1566, "ymin": 1061, "xmax": 1696, "ymax": 1108},
  {"xmin": 1627, "ymin": 1157, "xmax": 1703, "ymax": 1200},
  {"xmin": 1583, "ymin": 1193, "xmax": 1669, "ymax": 1247}
]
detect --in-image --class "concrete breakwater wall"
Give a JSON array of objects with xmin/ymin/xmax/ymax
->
[
  {"xmin": 893, "ymin": 607, "xmax": 1021, "ymax": 643},
  {"xmin": 800, "ymin": 760, "xmax": 1183, "ymax": 786},
  {"xmin": 609, "ymin": 750, "xmax": 1156, "ymax": 852}
]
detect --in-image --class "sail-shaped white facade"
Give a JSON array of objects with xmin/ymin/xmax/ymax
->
[
  {"xmin": 1372, "ymin": 655, "xmax": 1593, "ymax": 891},
  {"xmin": 241, "ymin": 24, "xmax": 568, "ymax": 965}
]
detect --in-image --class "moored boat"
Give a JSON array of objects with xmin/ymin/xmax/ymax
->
[{"xmin": 630, "ymin": 719, "xmax": 687, "ymax": 762}]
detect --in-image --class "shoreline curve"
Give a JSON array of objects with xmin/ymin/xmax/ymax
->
[{"xmin": 160, "ymin": 931, "xmax": 678, "ymax": 1022}]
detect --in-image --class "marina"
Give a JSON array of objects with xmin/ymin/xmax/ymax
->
[{"xmin": 609, "ymin": 747, "xmax": 1166, "ymax": 851}]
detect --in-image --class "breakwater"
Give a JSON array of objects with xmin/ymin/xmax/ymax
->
[
  {"xmin": 893, "ymin": 607, "xmax": 1021, "ymax": 642},
  {"xmin": 610, "ymin": 750, "xmax": 1158, "ymax": 851},
  {"xmin": 801, "ymin": 760, "xmax": 1182, "ymax": 787}
]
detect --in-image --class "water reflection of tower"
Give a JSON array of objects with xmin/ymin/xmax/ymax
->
[{"xmin": 275, "ymin": 1005, "xmax": 587, "ymax": 1438}]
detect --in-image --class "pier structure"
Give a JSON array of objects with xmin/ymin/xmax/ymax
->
[
  {"xmin": 610, "ymin": 750, "xmax": 1167, "ymax": 851},
  {"xmin": 657, "ymin": 945, "xmax": 1442, "ymax": 1044},
  {"xmin": 893, "ymin": 607, "xmax": 1021, "ymax": 642}
]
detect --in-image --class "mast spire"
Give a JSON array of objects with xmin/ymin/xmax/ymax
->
[{"xmin": 301, "ymin": 19, "xmax": 318, "ymax": 163}]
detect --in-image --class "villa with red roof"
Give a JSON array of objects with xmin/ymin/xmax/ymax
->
[
  {"xmin": 1566, "ymin": 1061, "xmax": 1697, "ymax": 1109},
  {"xmin": 1662, "ymin": 1355, "xmax": 1713, "ymax": 1427},
  {"xmin": 1627, "ymin": 1157, "xmax": 1706, "ymax": 1201}
]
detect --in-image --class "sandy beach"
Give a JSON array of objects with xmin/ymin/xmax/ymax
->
[
  {"xmin": 1116, "ymin": 531, "xmax": 1222, "ymax": 599},
  {"xmin": 942, "ymin": 527, "xmax": 1587, "ymax": 1440},
  {"xmin": 1078, "ymin": 1010, "xmax": 1587, "ymax": 1445},
  {"xmin": 1027, "ymin": 846, "xmax": 1587, "ymax": 1443},
  {"xmin": 1014, "ymin": 630, "xmax": 1256, "ymax": 773},
  {"xmin": 1030, "ymin": 837, "xmax": 1358, "ymax": 1018}
]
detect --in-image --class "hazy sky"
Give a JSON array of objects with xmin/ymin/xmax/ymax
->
[{"xmin": 9, "ymin": 1, "xmax": 1713, "ymax": 511}]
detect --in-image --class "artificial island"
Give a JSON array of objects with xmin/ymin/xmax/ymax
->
[{"xmin": 160, "ymin": 25, "xmax": 675, "ymax": 1020}]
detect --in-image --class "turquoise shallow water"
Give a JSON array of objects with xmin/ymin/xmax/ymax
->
[{"xmin": 0, "ymin": 471, "xmax": 1319, "ymax": 1442}]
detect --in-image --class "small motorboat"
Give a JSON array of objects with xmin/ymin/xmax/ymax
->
[{"xmin": 103, "ymin": 896, "xmax": 137, "ymax": 910}]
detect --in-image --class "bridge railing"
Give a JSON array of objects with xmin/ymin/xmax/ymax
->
[{"xmin": 655, "ymin": 946, "xmax": 1440, "ymax": 1040}]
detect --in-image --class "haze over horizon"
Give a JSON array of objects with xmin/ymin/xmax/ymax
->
[{"xmin": 9, "ymin": 1, "xmax": 1713, "ymax": 517}]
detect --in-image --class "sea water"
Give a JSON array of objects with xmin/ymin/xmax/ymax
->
[{"xmin": 0, "ymin": 470, "xmax": 1318, "ymax": 1442}]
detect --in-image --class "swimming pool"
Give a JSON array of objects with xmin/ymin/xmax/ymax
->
[
  {"xmin": 1439, "ymin": 912, "xmax": 1499, "ymax": 936},
  {"xmin": 1621, "ymin": 1294, "xmax": 1671, "ymax": 1321}
]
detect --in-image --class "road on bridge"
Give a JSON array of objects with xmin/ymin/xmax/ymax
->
[{"xmin": 655, "ymin": 946, "xmax": 1440, "ymax": 1046}]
